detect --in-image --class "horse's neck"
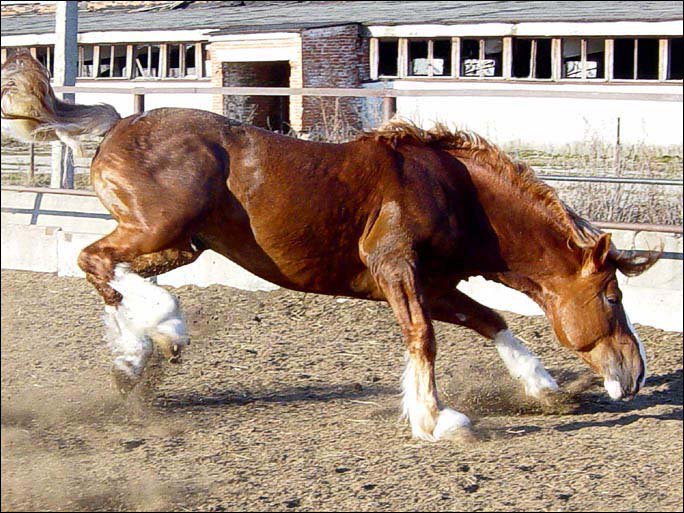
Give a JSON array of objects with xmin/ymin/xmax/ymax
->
[{"xmin": 464, "ymin": 162, "xmax": 580, "ymax": 298}]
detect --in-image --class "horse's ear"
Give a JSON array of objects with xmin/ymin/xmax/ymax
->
[{"xmin": 582, "ymin": 233, "xmax": 612, "ymax": 275}]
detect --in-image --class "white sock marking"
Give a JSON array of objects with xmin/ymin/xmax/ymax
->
[
  {"xmin": 105, "ymin": 264, "xmax": 189, "ymax": 378},
  {"xmin": 401, "ymin": 352, "xmax": 471, "ymax": 441},
  {"xmin": 604, "ymin": 379, "xmax": 623, "ymax": 400},
  {"xmin": 401, "ymin": 354, "xmax": 435, "ymax": 440},
  {"xmin": 110, "ymin": 264, "xmax": 189, "ymax": 346},
  {"xmin": 494, "ymin": 329, "xmax": 558, "ymax": 399},
  {"xmin": 104, "ymin": 305, "xmax": 152, "ymax": 378}
]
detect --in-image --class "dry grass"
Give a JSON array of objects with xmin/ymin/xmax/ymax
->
[{"xmin": 505, "ymin": 134, "xmax": 682, "ymax": 225}]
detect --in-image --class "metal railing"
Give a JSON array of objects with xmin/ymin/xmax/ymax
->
[
  {"xmin": 2, "ymin": 184, "xmax": 682, "ymax": 237},
  {"xmin": 51, "ymin": 85, "xmax": 684, "ymax": 102},
  {"xmin": 2, "ymin": 84, "xmax": 682, "ymax": 236},
  {"xmin": 538, "ymin": 175, "xmax": 683, "ymax": 187}
]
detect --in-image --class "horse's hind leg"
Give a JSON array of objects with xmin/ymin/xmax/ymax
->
[
  {"xmin": 430, "ymin": 290, "xmax": 558, "ymax": 400},
  {"xmin": 78, "ymin": 227, "xmax": 202, "ymax": 394}
]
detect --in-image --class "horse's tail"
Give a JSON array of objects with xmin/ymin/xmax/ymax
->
[{"xmin": 1, "ymin": 49, "xmax": 121, "ymax": 155}]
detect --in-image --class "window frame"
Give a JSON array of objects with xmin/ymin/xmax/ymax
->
[
  {"xmin": 559, "ymin": 37, "xmax": 608, "ymax": 81},
  {"xmin": 371, "ymin": 35, "xmax": 683, "ymax": 84},
  {"xmin": 459, "ymin": 37, "xmax": 505, "ymax": 79},
  {"xmin": 510, "ymin": 37, "xmax": 554, "ymax": 81},
  {"xmin": 165, "ymin": 42, "xmax": 205, "ymax": 79},
  {"xmin": 69, "ymin": 41, "xmax": 208, "ymax": 81},
  {"xmin": 610, "ymin": 37, "xmax": 662, "ymax": 82}
]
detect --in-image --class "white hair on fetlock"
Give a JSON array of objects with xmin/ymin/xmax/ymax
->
[
  {"xmin": 401, "ymin": 352, "xmax": 472, "ymax": 441},
  {"xmin": 401, "ymin": 352, "xmax": 436, "ymax": 441},
  {"xmin": 109, "ymin": 263, "xmax": 189, "ymax": 348},
  {"xmin": 103, "ymin": 304, "xmax": 152, "ymax": 378},
  {"xmin": 494, "ymin": 329, "xmax": 558, "ymax": 399}
]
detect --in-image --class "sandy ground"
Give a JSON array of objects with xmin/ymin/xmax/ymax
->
[{"xmin": 1, "ymin": 270, "xmax": 682, "ymax": 512}]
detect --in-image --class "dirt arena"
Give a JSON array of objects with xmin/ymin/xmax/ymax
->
[{"xmin": 1, "ymin": 269, "xmax": 682, "ymax": 512}]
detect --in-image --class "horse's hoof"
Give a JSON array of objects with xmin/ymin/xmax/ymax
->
[
  {"xmin": 152, "ymin": 335, "xmax": 185, "ymax": 364},
  {"xmin": 433, "ymin": 408, "xmax": 474, "ymax": 442},
  {"xmin": 168, "ymin": 346, "xmax": 182, "ymax": 365}
]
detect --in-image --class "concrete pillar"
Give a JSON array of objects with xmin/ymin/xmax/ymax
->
[{"xmin": 50, "ymin": 1, "xmax": 78, "ymax": 189}]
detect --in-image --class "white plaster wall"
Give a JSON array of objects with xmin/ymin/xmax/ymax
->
[
  {"xmin": 73, "ymin": 79, "xmax": 214, "ymax": 118},
  {"xmin": 382, "ymin": 81, "xmax": 683, "ymax": 147}
]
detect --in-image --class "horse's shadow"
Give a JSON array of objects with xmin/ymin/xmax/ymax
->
[
  {"xmin": 553, "ymin": 368, "xmax": 682, "ymax": 432},
  {"xmin": 157, "ymin": 383, "xmax": 396, "ymax": 410},
  {"xmin": 154, "ymin": 369, "xmax": 682, "ymax": 434}
]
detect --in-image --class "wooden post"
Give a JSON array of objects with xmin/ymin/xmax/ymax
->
[
  {"xmin": 451, "ymin": 37, "xmax": 460, "ymax": 78},
  {"xmin": 605, "ymin": 39, "xmax": 614, "ymax": 81},
  {"xmin": 398, "ymin": 38, "xmax": 408, "ymax": 78},
  {"xmin": 502, "ymin": 37, "xmax": 512, "ymax": 79},
  {"xmin": 659, "ymin": 38, "xmax": 669, "ymax": 81},
  {"xmin": 615, "ymin": 116, "xmax": 622, "ymax": 176},
  {"xmin": 134, "ymin": 92, "xmax": 145, "ymax": 113},
  {"xmin": 50, "ymin": 0, "xmax": 78, "ymax": 189},
  {"xmin": 382, "ymin": 95, "xmax": 396, "ymax": 123},
  {"xmin": 28, "ymin": 143, "xmax": 35, "ymax": 185},
  {"xmin": 369, "ymin": 38, "xmax": 379, "ymax": 80},
  {"xmin": 551, "ymin": 38, "xmax": 562, "ymax": 81}
]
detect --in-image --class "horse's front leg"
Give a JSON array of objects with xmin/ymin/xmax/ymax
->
[
  {"xmin": 78, "ymin": 228, "xmax": 202, "ymax": 395},
  {"xmin": 361, "ymin": 214, "xmax": 472, "ymax": 441},
  {"xmin": 430, "ymin": 289, "xmax": 559, "ymax": 401}
]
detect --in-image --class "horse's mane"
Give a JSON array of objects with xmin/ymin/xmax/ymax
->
[{"xmin": 361, "ymin": 120, "xmax": 659, "ymax": 276}]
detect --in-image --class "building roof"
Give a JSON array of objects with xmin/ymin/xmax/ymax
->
[{"xmin": 2, "ymin": 1, "xmax": 682, "ymax": 36}]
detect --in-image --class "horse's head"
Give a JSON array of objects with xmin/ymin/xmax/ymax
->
[{"xmin": 542, "ymin": 233, "xmax": 659, "ymax": 400}]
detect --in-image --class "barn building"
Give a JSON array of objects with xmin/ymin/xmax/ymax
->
[{"xmin": 1, "ymin": 1, "xmax": 682, "ymax": 146}]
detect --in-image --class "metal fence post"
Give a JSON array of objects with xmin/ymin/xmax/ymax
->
[{"xmin": 614, "ymin": 116, "xmax": 622, "ymax": 176}]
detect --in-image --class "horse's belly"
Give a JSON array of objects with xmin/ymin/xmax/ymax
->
[{"xmin": 199, "ymin": 219, "xmax": 371, "ymax": 297}]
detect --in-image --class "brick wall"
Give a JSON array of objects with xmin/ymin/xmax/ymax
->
[
  {"xmin": 301, "ymin": 24, "xmax": 369, "ymax": 135},
  {"xmin": 208, "ymin": 35, "xmax": 303, "ymax": 131}
]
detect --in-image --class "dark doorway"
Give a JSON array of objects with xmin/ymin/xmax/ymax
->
[{"xmin": 222, "ymin": 61, "xmax": 290, "ymax": 132}]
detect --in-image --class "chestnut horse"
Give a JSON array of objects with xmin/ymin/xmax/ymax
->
[{"xmin": 2, "ymin": 52, "xmax": 657, "ymax": 441}]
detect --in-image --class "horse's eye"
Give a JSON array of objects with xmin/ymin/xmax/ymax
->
[{"xmin": 606, "ymin": 295, "xmax": 620, "ymax": 305}]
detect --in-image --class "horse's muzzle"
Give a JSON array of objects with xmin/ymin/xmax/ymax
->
[{"xmin": 604, "ymin": 375, "xmax": 642, "ymax": 401}]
